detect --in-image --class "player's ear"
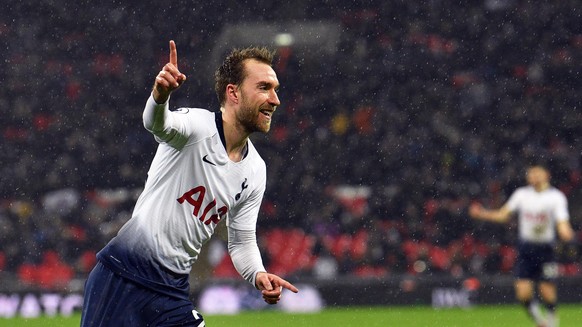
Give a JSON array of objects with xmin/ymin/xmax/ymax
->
[{"xmin": 226, "ymin": 84, "xmax": 239, "ymax": 104}]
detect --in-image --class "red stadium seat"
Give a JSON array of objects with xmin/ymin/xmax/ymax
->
[
  {"xmin": 213, "ymin": 255, "xmax": 239, "ymax": 278},
  {"xmin": 37, "ymin": 251, "xmax": 74, "ymax": 289},
  {"xmin": 78, "ymin": 250, "xmax": 97, "ymax": 273},
  {"xmin": 499, "ymin": 246, "xmax": 517, "ymax": 273},
  {"xmin": 17, "ymin": 263, "xmax": 36, "ymax": 284},
  {"xmin": 262, "ymin": 228, "xmax": 316, "ymax": 276},
  {"xmin": 354, "ymin": 265, "xmax": 387, "ymax": 277},
  {"xmin": 402, "ymin": 240, "xmax": 428, "ymax": 262},
  {"xmin": 0, "ymin": 251, "xmax": 5, "ymax": 271},
  {"xmin": 265, "ymin": 228, "xmax": 285, "ymax": 257},
  {"xmin": 331, "ymin": 234, "xmax": 352, "ymax": 259},
  {"xmin": 349, "ymin": 229, "xmax": 368, "ymax": 260},
  {"xmin": 17, "ymin": 251, "xmax": 74, "ymax": 289},
  {"xmin": 429, "ymin": 246, "xmax": 451, "ymax": 271}
]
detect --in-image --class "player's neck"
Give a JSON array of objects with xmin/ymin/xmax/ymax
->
[
  {"xmin": 226, "ymin": 140, "xmax": 248, "ymax": 162},
  {"xmin": 221, "ymin": 116, "xmax": 249, "ymax": 162},
  {"xmin": 533, "ymin": 182, "xmax": 550, "ymax": 192}
]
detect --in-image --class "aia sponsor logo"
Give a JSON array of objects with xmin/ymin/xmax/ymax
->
[{"xmin": 177, "ymin": 185, "xmax": 227, "ymax": 225}]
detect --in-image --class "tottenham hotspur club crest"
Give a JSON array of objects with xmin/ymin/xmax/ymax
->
[{"xmin": 235, "ymin": 178, "xmax": 248, "ymax": 201}]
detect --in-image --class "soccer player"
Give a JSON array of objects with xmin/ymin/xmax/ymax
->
[
  {"xmin": 80, "ymin": 40, "xmax": 299, "ymax": 326},
  {"xmin": 469, "ymin": 164, "xmax": 575, "ymax": 327}
]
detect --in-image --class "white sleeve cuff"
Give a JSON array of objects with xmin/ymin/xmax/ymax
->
[{"xmin": 143, "ymin": 93, "xmax": 170, "ymax": 133}]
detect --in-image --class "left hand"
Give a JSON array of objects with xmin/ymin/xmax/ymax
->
[{"xmin": 255, "ymin": 272, "xmax": 299, "ymax": 305}]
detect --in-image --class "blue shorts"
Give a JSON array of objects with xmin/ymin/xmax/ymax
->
[
  {"xmin": 514, "ymin": 242, "xmax": 557, "ymax": 282},
  {"xmin": 81, "ymin": 262, "xmax": 205, "ymax": 327}
]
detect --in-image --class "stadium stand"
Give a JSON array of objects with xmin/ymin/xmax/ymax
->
[{"xmin": 1, "ymin": 1, "xmax": 581, "ymax": 289}]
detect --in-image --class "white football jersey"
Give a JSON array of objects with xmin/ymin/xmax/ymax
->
[
  {"xmin": 99, "ymin": 96, "xmax": 266, "ymax": 282},
  {"xmin": 505, "ymin": 185, "xmax": 569, "ymax": 243}
]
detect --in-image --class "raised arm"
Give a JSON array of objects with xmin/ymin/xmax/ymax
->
[
  {"xmin": 469, "ymin": 203, "xmax": 513, "ymax": 224},
  {"xmin": 143, "ymin": 41, "xmax": 188, "ymax": 140},
  {"xmin": 153, "ymin": 40, "xmax": 187, "ymax": 104}
]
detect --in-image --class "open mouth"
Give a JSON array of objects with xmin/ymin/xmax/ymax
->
[{"xmin": 260, "ymin": 109, "xmax": 273, "ymax": 119}]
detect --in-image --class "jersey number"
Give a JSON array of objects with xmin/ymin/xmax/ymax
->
[{"xmin": 177, "ymin": 186, "xmax": 228, "ymax": 225}]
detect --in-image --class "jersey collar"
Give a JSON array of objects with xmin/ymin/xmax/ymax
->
[{"xmin": 215, "ymin": 112, "xmax": 249, "ymax": 159}]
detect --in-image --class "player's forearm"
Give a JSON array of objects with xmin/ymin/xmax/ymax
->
[
  {"xmin": 557, "ymin": 221, "xmax": 575, "ymax": 242},
  {"xmin": 143, "ymin": 93, "xmax": 170, "ymax": 134},
  {"xmin": 476, "ymin": 209, "xmax": 510, "ymax": 223},
  {"xmin": 228, "ymin": 228, "xmax": 267, "ymax": 287}
]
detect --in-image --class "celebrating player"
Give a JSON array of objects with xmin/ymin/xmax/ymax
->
[
  {"xmin": 80, "ymin": 40, "xmax": 298, "ymax": 326},
  {"xmin": 469, "ymin": 164, "xmax": 575, "ymax": 327}
]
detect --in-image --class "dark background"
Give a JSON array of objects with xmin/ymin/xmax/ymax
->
[{"xmin": 1, "ymin": 0, "xmax": 581, "ymax": 291}]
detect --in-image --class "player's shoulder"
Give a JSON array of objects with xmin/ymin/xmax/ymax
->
[
  {"xmin": 514, "ymin": 185, "xmax": 532, "ymax": 195},
  {"xmin": 546, "ymin": 186, "xmax": 567, "ymax": 198},
  {"xmin": 246, "ymin": 141, "xmax": 267, "ymax": 171},
  {"xmin": 174, "ymin": 107, "xmax": 218, "ymax": 134},
  {"xmin": 248, "ymin": 140, "xmax": 266, "ymax": 162},
  {"xmin": 172, "ymin": 107, "xmax": 215, "ymax": 119}
]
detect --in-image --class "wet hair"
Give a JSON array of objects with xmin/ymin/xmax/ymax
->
[
  {"xmin": 214, "ymin": 47, "xmax": 275, "ymax": 106},
  {"xmin": 525, "ymin": 158, "xmax": 550, "ymax": 172}
]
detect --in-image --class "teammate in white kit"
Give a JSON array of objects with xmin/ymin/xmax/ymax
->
[
  {"xmin": 80, "ymin": 40, "xmax": 298, "ymax": 326},
  {"xmin": 470, "ymin": 165, "xmax": 575, "ymax": 327}
]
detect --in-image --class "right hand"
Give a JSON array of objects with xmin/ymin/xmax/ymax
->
[
  {"xmin": 153, "ymin": 40, "xmax": 187, "ymax": 104},
  {"xmin": 468, "ymin": 202, "xmax": 483, "ymax": 219}
]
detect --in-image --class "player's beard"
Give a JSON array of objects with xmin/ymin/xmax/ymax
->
[{"xmin": 237, "ymin": 92, "xmax": 272, "ymax": 134}]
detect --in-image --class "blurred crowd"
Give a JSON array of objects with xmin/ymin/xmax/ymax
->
[{"xmin": 1, "ymin": 0, "xmax": 581, "ymax": 289}]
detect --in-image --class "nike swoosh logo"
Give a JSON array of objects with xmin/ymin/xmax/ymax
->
[{"xmin": 202, "ymin": 155, "xmax": 216, "ymax": 166}]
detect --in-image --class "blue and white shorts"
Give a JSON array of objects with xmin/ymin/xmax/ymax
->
[
  {"xmin": 515, "ymin": 242, "xmax": 557, "ymax": 282},
  {"xmin": 81, "ymin": 262, "xmax": 205, "ymax": 326}
]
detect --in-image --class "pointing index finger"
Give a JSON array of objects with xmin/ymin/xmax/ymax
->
[
  {"xmin": 281, "ymin": 280, "xmax": 299, "ymax": 293},
  {"xmin": 169, "ymin": 40, "xmax": 178, "ymax": 68}
]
